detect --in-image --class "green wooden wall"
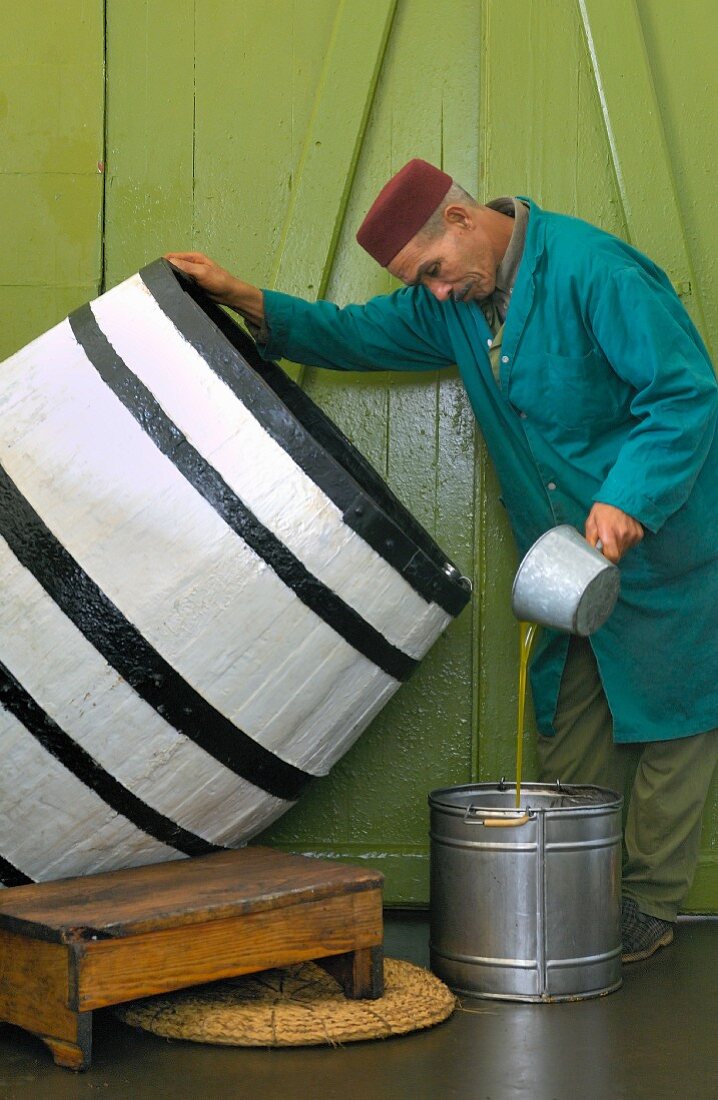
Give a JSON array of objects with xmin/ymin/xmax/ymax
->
[
  {"xmin": 2, "ymin": 0, "xmax": 717, "ymax": 908},
  {"xmin": 0, "ymin": 1, "xmax": 104, "ymax": 355}
]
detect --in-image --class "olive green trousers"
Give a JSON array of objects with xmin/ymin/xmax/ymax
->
[{"xmin": 537, "ymin": 636, "xmax": 718, "ymax": 921}]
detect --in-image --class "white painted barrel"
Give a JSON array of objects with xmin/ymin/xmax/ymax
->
[{"xmin": 0, "ymin": 260, "xmax": 471, "ymax": 886}]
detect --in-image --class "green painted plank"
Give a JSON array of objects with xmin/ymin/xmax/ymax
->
[
  {"xmin": 479, "ymin": 0, "xmax": 626, "ymax": 225},
  {"xmin": 270, "ymin": 0, "xmax": 397, "ymax": 296},
  {"xmin": 0, "ymin": 59, "xmax": 103, "ymax": 175},
  {"xmin": 578, "ymin": 0, "xmax": 706, "ymax": 331},
  {"xmin": 474, "ymin": 452, "xmax": 526, "ymax": 783},
  {"xmin": 636, "ymin": 0, "xmax": 718, "ymax": 357},
  {"xmin": 103, "ymin": 0, "xmax": 195, "ymax": 289},
  {"xmin": 192, "ymin": 0, "xmax": 326, "ymax": 282},
  {"xmin": 193, "ymin": 0, "xmax": 342, "ymax": 393},
  {"xmin": 261, "ymin": 845, "xmax": 430, "ymax": 908},
  {"xmin": 0, "ymin": 0, "xmax": 103, "ymax": 173},
  {"xmin": 0, "ymin": 285, "xmax": 98, "ymax": 360},
  {"xmin": 266, "ymin": 0, "xmax": 397, "ymax": 382},
  {"xmin": 2, "ymin": 0, "xmax": 101, "ymax": 58},
  {"xmin": 683, "ymin": 856, "xmax": 718, "ymax": 915},
  {"xmin": 0, "ymin": 1, "xmax": 104, "ymax": 358},
  {"xmin": 0, "ymin": 174, "xmax": 102, "ymax": 286}
]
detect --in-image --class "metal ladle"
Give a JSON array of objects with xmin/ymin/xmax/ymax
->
[{"xmin": 511, "ymin": 524, "xmax": 620, "ymax": 636}]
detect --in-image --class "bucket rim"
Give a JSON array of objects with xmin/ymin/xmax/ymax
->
[{"xmin": 428, "ymin": 780, "xmax": 623, "ymax": 812}]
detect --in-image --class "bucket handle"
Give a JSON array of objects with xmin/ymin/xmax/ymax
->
[
  {"xmin": 464, "ymin": 806, "xmax": 532, "ymax": 828},
  {"xmin": 483, "ymin": 814, "xmax": 531, "ymax": 828}
]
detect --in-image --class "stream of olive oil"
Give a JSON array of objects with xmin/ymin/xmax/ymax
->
[{"xmin": 515, "ymin": 621, "xmax": 538, "ymax": 808}]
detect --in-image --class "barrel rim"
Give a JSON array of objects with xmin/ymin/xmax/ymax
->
[{"xmin": 142, "ymin": 259, "xmax": 471, "ymax": 617}]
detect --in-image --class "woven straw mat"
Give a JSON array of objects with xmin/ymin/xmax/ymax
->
[{"xmin": 114, "ymin": 958, "xmax": 456, "ymax": 1047}]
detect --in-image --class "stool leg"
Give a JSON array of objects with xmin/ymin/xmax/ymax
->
[
  {"xmin": 318, "ymin": 945, "xmax": 384, "ymax": 999},
  {"xmin": 39, "ymin": 1013, "xmax": 92, "ymax": 1071}
]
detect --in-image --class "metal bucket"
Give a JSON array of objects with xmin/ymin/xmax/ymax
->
[
  {"xmin": 511, "ymin": 525, "xmax": 620, "ymax": 635},
  {"xmin": 429, "ymin": 782, "xmax": 623, "ymax": 1002}
]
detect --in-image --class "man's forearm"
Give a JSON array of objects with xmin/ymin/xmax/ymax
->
[{"xmin": 224, "ymin": 279, "xmax": 265, "ymax": 328}]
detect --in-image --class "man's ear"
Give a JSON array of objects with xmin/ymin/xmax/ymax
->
[{"xmin": 443, "ymin": 204, "xmax": 473, "ymax": 231}]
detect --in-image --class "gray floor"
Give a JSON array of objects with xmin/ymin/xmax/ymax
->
[{"xmin": 0, "ymin": 912, "xmax": 716, "ymax": 1100}]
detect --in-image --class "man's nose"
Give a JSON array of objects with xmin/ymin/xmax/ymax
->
[{"xmin": 429, "ymin": 282, "xmax": 453, "ymax": 302}]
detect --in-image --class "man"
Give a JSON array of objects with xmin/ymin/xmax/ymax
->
[{"xmin": 167, "ymin": 158, "xmax": 718, "ymax": 963}]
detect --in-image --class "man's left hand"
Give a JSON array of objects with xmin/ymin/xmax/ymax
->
[{"xmin": 585, "ymin": 503, "xmax": 644, "ymax": 563}]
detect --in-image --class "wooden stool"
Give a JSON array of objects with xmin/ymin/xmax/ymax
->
[{"xmin": 0, "ymin": 847, "xmax": 384, "ymax": 1070}]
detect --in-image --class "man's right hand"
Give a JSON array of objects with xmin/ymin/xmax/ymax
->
[
  {"xmin": 585, "ymin": 502, "xmax": 643, "ymax": 563},
  {"xmin": 164, "ymin": 252, "xmax": 265, "ymax": 327}
]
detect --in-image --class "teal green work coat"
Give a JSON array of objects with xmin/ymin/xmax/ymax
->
[{"xmin": 259, "ymin": 200, "xmax": 718, "ymax": 743}]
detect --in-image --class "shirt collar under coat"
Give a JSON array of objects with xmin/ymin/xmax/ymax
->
[
  {"xmin": 494, "ymin": 197, "xmax": 546, "ymax": 384},
  {"xmin": 484, "ymin": 196, "xmax": 529, "ymax": 324}
]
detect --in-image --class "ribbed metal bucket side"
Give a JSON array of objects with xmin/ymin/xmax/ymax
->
[{"xmin": 428, "ymin": 783, "xmax": 623, "ymax": 1002}]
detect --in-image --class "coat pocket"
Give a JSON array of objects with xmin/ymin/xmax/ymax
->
[{"xmin": 523, "ymin": 348, "xmax": 630, "ymax": 432}]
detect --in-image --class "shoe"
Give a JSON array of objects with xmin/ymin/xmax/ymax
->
[{"xmin": 621, "ymin": 896, "xmax": 674, "ymax": 963}]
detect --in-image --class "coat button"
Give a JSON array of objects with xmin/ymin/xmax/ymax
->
[
  {"xmin": 547, "ymin": 481, "xmax": 557, "ymax": 491},
  {"xmin": 519, "ymin": 411, "xmax": 528, "ymax": 419},
  {"xmin": 501, "ymin": 355, "xmax": 509, "ymax": 364}
]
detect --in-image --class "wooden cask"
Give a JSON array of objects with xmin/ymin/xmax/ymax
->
[{"xmin": 0, "ymin": 260, "xmax": 470, "ymax": 886}]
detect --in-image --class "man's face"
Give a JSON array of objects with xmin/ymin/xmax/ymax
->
[{"xmin": 387, "ymin": 210, "xmax": 497, "ymax": 304}]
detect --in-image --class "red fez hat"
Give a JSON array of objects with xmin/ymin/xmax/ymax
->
[{"xmin": 356, "ymin": 159, "xmax": 453, "ymax": 267}]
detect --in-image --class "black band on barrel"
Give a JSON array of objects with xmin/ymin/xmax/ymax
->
[
  {"xmin": 0, "ymin": 660, "xmax": 221, "ymax": 858},
  {"xmin": 0, "ymin": 463, "xmax": 309, "ymax": 802},
  {"xmin": 0, "ymin": 855, "xmax": 33, "ymax": 887},
  {"xmin": 69, "ymin": 303, "xmax": 416, "ymax": 683},
  {"xmin": 139, "ymin": 259, "xmax": 471, "ymax": 618}
]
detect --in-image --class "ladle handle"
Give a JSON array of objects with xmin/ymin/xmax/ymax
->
[{"xmin": 482, "ymin": 814, "xmax": 531, "ymax": 828}]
